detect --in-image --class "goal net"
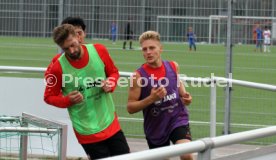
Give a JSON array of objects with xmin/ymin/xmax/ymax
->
[
  {"xmin": 157, "ymin": 15, "xmax": 276, "ymax": 44},
  {"xmin": 0, "ymin": 113, "xmax": 67, "ymax": 160}
]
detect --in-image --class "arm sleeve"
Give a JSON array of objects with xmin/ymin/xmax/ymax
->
[
  {"xmin": 44, "ymin": 54, "xmax": 61, "ymax": 76},
  {"xmin": 44, "ymin": 61, "xmax": 72, "ymax": 108},
  {"xmin": 94, "ymin": 44, "xmax": 119, "ymax": 92}
]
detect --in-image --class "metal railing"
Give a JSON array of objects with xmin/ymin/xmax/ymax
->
[
  {"xmin": 101, "ymin": 126, "xmax": 276, "ymax": 160},
  {"xmin": 1, "ymin": 65, "xmax": 276, "ymax": 139},
  {"xmin": 1, "ymin": 65, "xmax": 276, "ymax": 159}
]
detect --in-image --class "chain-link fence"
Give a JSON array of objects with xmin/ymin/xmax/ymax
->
[{"xmin": 1, "ymin": 0, "xmax": 275, "ymax": 43}]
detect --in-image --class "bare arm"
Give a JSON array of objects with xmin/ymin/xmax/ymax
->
[
  {"xmin": 173, "ymin": 61, "xmax": 192, "ymax": 106},
  {"xmin": 127, "ymin": 72, "xmax": 167, "ymax": 114}
]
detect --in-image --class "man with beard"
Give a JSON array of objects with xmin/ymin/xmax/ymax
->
[
  {"xmin": 44, "ymin": 16, "xmax": 87, "ymax": 77},
  {"xmin": 44, "ymin": 24, "xmax": 129, "ymax": 159}
]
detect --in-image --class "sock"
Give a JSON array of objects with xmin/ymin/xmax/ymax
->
[
  {"xmin": 123, "ymin": 41, "xmax": 126, "ymax": 49},
  {"xmin": 130, "ymin": 41, "xmax": 132, "ymax": 49}
]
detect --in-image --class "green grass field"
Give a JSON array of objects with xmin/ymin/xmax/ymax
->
[{"xmin": 1, "ymin": 36, "xmax": 276, "ymax": 145}]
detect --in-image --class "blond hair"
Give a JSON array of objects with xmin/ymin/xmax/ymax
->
[
  {"xmin": 139, "ymin": 31, "xmax": 160, "ymax": 44},
  {"xmin": 53, "ymin": 24, "xmax": 76, "ymax": 46}
]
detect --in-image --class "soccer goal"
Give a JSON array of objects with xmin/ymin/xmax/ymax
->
[
  {"xmin": 0, "ymin": 112, "xmax": 67, "ymax": 160},
  {"xmin": 157, "ymin": 15, "xmax": 276, "ymax": 44}
]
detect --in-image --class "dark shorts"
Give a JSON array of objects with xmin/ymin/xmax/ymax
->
[
  {"xmin": 147, "ymin": 124, "xmax": 192, "ymax": 149},
  {"xmin": 256, "ymin": 39, "xmax": 262, "ymax": 47},
  {"xmin": 125, "ymin": 34, "xmax": 132, "ymax": 40},
  {"xmin": 189, "ymin": 41, "xmax": 196, "ymax": 46},
  {"xmin": 81, "ymin": 130, "xmax": 130, "ymax": 159}
]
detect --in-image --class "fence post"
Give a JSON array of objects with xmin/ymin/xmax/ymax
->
[
  {"xmin": 224, "ymin": 0, "xmax": 234, "ymax": 135},
  {"xmin": 197, "ymin": 138, "xmax": 213, "ymax": 160},
  {"xmin": 210, "ymin": 76, "xmax": 217, "ymax": 138},
  {"xmin": 19, "ymin": 120, "xmax": 28, "ymax": 160},
  {"xmin": 210, "ymin": 76, "xmax": 217, "ymax": 159},
  {"xmin": 58, "ymin": 124, "xmax": 68, "ymax": 160}
]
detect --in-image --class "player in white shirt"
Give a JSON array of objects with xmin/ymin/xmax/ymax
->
[{"xmin": 263, "ymin": 26, "xmax": 271, "ymax": 53}]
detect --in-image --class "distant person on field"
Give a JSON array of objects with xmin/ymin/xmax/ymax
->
[
  {"xmin": 252, "ymin": 25, "xmax": 257, "ymax": 44},
  {"xmin": 127, "ymin": 31, "xmax": 194, "ymax": 160},
  {"xmin": 111, "ymin": 21, "xmax": 117, "ymax": 44},
  {"xmin": 255, "ymin": 24, "xmax": 263, "ymax": 52},
  {"xmin": 123, "ymin": 20, "xmax": 133, "ymax": 49},
  {"xmin": 263, "ymin": 26, "xmax": 271, "ymax": 53},
  {"xmin": 186, "ymin": 27, "xmax": 196, "ymax": 51},
  {"xmin": 44, "ymin": 24, "xmax": 130, "ymax": 159}
]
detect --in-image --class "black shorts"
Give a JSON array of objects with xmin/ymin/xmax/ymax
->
[
  {"xmin": 147, "ymin": 124, "xmax": 192, "ymax": 149},
  {"xmin": 125, "ymin": 34, "xmax": 131, "ymax": 40},
  {"xmin": 81, "ymin": 130, "xmax": 130, "ymax": 159}
]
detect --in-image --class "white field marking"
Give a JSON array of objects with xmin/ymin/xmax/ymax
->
[
  {"xmin": 0, "ymin": 57, "xmax": 50, "ymax": 62},
  {"xmin": 180, "ymin": 64, "xmax": 276, "ymax": 71},
  {"xmin": 106, "ymin": 45, "xmax": 276, "ymax": 57},
  {"xmin": 0, "ymin": 71, "xmax": 41, "ymax": 74},
  {"xmin": 1, "ymin": 44, "xmax": 275, "ymax": 71},
  {"xmin": 1, "ymin": 42, "xmax": 275, "ymax": 58},
  {"xmin": 0, "ymin": 43, "xmax": 57, "ymax": 48},
  {"xmin": 115, "ymin": 61, "xmax": 276, "ymax": 72}
]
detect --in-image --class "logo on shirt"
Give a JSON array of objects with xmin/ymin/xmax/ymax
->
[
  {"xmin": 151, "ymin": 107, "xmax": 160, "ymax": 117},
  {"xmin": 78, "ymin": 86, "xmax": 85, "ymax": 94},
  {"xmin": 163, "ymin": 93, "xmax": 176, "ymax": 102},
  {"xmin": 154, "ymin": 93, "xmax": 177, "ymax": 105},
  {"xmin": 154, "ymin": 100, "xmax": 162, "ymax": 106},
  {"xmin": 85, "ymin": 79, "xmax": 102, "ymax": 89},
  {"xmin": 152, "ymin": 93, "xmax": 178, "ymax": 116}
]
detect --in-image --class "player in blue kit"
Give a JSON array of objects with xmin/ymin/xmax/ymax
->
[
  {"xmin": 111, "ymin": 21, "xmax": 117, "ymax": 44},
  {"xmin": 186, "ymin": 27, "xmax": 196, "ymax": 51},
  {"xmin": 255, "ymin": 24, "xmax": 263, "ymax": 52}
]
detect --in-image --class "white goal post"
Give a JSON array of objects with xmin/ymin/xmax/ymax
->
[
  {"xmin": 0, "ymin": 112, "xmax": 67, "ymax": 160},
  {"xmin": 157, "ymin": 15, "xmax": 276, "ymax": 44}
]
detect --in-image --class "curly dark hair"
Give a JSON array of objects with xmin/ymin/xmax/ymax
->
[{"xmin": 61, "ymin": 16, "xmax": 86, "ymax": 31}]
